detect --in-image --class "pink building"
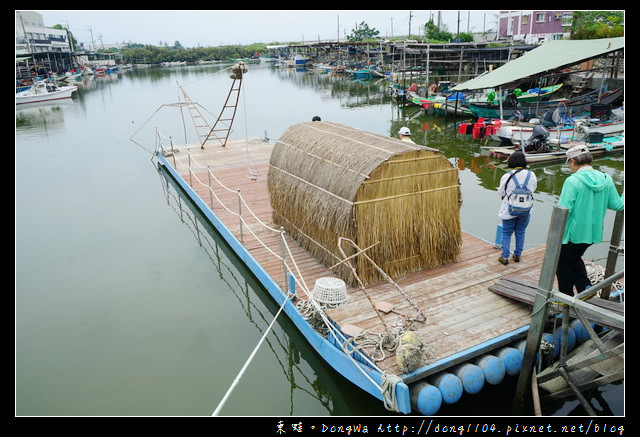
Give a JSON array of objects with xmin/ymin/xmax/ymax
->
[{"xmin": 499, "ymin": 11, "xmax": 573, "ymax": 43}]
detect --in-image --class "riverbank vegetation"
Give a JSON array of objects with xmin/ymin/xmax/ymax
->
[
  {"xmin": 120, "ymin": 43, "xmax": 267, "ymax": 64},
  {"xmin": 65, "ymin": 13, "xmax": 622, "ymax": 65}
]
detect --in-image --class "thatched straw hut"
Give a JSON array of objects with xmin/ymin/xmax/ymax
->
[{"xmin": 268, "ymin": 121, "xmax": 462, "ymax": 286}]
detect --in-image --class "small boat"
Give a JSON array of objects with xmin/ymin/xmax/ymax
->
[
  {"xmin": 308, "ymin": 64, "xmax": 331, "ymax": 74},
  {"xmin": 161, "ymin": 61, "xmax": 187, "ymax": 66},
  {"xmin": 64, "ymin": 70, "xmax": 83, "ymax": 81},
  {"xmin": 370, "ymin": 67, "xmax": 388, "ymax": 78},
  {"xmin": 486, "ymin": 130, "xmax": 624, "ymax": 164},
  {"xmin": 489, "ymin": 117, "xmax": 625, "ymax": 146},
  {"xmin": 469, "ymin": 88, "xmax": 623, "ymax": 120},
  {"xmin": 432, "ymin": 92, "xmax": 473, "ymax": 116},
  {"xmin": 406, "ymin": 91, "xmax": 437, "ymax": 109},
  {"xmin": 349, "ymin": 68, "xmax": 376, "ymax": 79},
  {"xmin": 463, "ymin": 102, "xmax": 625, "ymax": 145},
  {"xmin": 94, "ymin": 65, "xmax": 120, "ymax": 75},
  {"xmin": 515, "ymin": 83, "xmax": 564, "ymax": 103},
  {"xmin": 15, "ymin": 80, "xmax": 77, "ymax": 105},
  {"xmin": 292, "ymin": 54, "xmax": 310, "ymax": 66}
]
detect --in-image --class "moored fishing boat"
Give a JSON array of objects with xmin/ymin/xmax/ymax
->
[
  {"xmin": 432, "ymin": 92, "xmax": 473, "ymax": 116},
  {"xmin": 515, "ymin": 83, "xmax": 564, "ymax": 103},
  {"xmin": 468, "ymin": 87, "xmax": 622, "ymax": 120},
  {"xmin": 62, "ymin": 70, "xmax": 83, "ymax": 82},
  {"xmin": 485, "ymin": 133, "xmax": 624, "ymax": 164},
  {"xmin": 496, "ymin": 118, "xmax": 625, "ymax": 146},
  {"xmin": 349, "ymin": 68, "xmax": 377, "ymax": 79},
  {"xmin": 461, "ymin": 109, "xmax": 624, "ymax": 146},
  {"xmin": 406, "ymin": 90, "xmax": 443, "ymax": 110},
  {"xmin": 15, "ymin": 80, "xmax": 77, "ymax": 105}
]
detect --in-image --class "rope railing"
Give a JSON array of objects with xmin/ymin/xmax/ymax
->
[
  {"xmin": 170, "ymin": 142, "xmax": 315, "ymax": 297},
  {"xmin": 155, "ymin": 129, "xmax": 405, "ymax": 412},
  {"xmin": 159, "ymin": 173, "xmax": 372, "ymax": 414}
]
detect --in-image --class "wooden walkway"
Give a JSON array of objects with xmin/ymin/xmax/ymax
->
[
  {"xmin": 490, "ymin": 277, "xmax": 624, "ymax": 330},
  {"xmin": 165, "ymin": 139, "xmax": 550, "ymax": 378}
]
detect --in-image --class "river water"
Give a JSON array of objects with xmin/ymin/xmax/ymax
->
[{"xmin": 15, "ymin": 62, "xmax": 624, "ymax": 417}]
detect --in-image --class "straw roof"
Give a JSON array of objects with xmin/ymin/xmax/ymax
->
[{"xmin": 268, "ymin": 121, "xmax": 462, "ymax": 286}]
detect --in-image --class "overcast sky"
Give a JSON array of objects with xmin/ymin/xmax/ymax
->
[{"xmin": 35, "ymin": 10, "xmax": 500, "ymax": 48}]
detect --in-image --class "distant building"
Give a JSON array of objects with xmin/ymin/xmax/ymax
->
[
  {"xmin": 499, "ymin": 11, "xmax": 573, "ymax": 44},
  {"xmin": 16, "ymin": 10, "xmax": 72, "ymax": 55}
]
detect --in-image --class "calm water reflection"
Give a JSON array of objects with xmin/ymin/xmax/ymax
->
[{"xmin": 15, "ymin": 62, "xmax": 623, "ymax": 417}]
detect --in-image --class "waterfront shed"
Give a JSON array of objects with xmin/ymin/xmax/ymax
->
[{"xmin": 268, "ymin": 121, "xmax": 462, "ymax": 286}]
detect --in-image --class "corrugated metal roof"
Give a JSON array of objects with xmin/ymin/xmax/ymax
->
[{"xmin": 452, "ymin": 37, "xmax": 624, "ymax": 91}]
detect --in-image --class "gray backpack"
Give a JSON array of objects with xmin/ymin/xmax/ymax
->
[{"xmin": 506, "ymin": 170, "xmax": 533, "ymax": 216}]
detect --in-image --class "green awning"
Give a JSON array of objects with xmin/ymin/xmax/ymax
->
[{"xmin": 452, "ymin": 37, "xmax": 624, "ymax": 91}]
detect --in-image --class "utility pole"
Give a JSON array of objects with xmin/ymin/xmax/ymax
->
[
  {"xmin": 87, "ymin": 26, "xmax": 95, "ymax": 51},
  {"xmin": 409, "ymin": 11, "xmax": 413, "ymax": 38}
]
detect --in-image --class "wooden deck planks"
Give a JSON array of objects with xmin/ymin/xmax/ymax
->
[
  {"xmin": 169, "ymin": 141, "xmax": 548, "ymax": 377},
  {"xmin": 489, "ymin": 276, "xmax": 624, "ymax": 330}
]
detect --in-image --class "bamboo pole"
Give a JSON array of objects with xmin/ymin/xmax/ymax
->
[
  {"xmin": 512, "ymin": 206, "xmax": 568, "ymax": 414},
  {"xmin": 531, "ymin": 368, "xmax": 542, "ymax": 416},
  {"xmin": 601, "ymin": 209, "xmax": 624, "ymax": 300},
  {"xmin": 558, "ymin": 367, "xmax": 597, "ymax": 416}
]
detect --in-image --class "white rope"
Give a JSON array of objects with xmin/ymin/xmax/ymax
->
[
  {"xmin": 212, "ymin": 293, "xmax": 292, "ymax": 416},
  {"xmin": 381, "ymin": 373, "xmax": 403, "ymax": 412},
  {"xmin": 238, "ymin": 75, "xmax": 262, "ymax": 180}
]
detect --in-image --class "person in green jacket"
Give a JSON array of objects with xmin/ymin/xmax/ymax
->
[{"xmin": 556, "ymin": 145, "xmax": 624, "ymax": 296}]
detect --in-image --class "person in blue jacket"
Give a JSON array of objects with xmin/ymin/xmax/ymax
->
[{"xmin": 556, "ymin": 145, "xmax": 624, "ymax": 296}]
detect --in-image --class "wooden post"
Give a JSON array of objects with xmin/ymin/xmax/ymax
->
[
  {"xmin": 187, "ymin": 149, "xmax": 192, "ymax": 186},
  {"xmin": 559, "ymin": 306, "xmax": 570, "ymax": 365},
  {"xmin": 280, "ymin": 227, "xmax": 287, "ymax": 292},
  {"xmin": 601, "ymin": 209, "xmax": 624, "ymax": 299},
  {"xmin": 512, "ymin": 206, "xmax": 567, "ymax": 414},
  {"xmin": 208, "ymin": 167, "xmax": 213, "ymax": 208},
  {"xmin": 237, "ymin": 189, "xmax": 243, "ymax": 243}
]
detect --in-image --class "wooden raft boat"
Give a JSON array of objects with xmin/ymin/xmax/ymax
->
[{"xmin": 152, "ymin": 125, "xmax": 559, "ymax": 415}]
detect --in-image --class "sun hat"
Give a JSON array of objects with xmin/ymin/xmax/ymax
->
[
  {"xmin": 398, "ymin": 127, "xmax": 411, "ymax": 136},
  {"xmin": 565, "ymin": 145, "xmax": 590, "ymax": 162}
]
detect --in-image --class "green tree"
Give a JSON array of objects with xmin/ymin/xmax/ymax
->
[
  {"xmin": 570, "ymin": 11, "xmax": 624, "ymax": 39},
  {"xmin": 424, "ymin": 19, "xmax": 452, "ymax": 42},
  {"xmin": 456, "ymin": 32, "xmax": 474, "ymax": 43},
  {"xmin": 120, "ymin": 43, "xmax": 268, "ymax": 64},
  {"xmin": 347, "ymin": 21, "xmax": 380, "ymax": 42}
]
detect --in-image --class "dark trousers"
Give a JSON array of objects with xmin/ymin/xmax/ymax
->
[{"xmin": 556, "ymin": 242, "xmax": 592, "ymax": 295}]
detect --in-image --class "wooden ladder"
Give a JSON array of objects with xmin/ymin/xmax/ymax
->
[
  {"xmin": 201, "ymin": 74, "xmax": 244, "ymax": 149},
  {"xmin": 179, "ymin": 87, "xmax": 213, "ymax": 147}
]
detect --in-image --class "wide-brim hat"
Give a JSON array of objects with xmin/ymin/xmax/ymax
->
[{"xmin": 565, "ymin": 145, "xmax": 590, "ymax": 162}]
